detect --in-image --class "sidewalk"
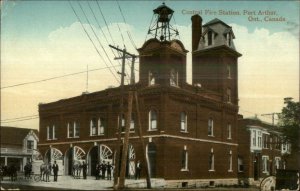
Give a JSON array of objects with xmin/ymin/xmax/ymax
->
[
  {"xmin": 1, "ymin": 175, "xmax": 165, "ymax": 190},
  {"xmin": 1, "ymin": 175, "xmax": 114, "ymax": 190}
]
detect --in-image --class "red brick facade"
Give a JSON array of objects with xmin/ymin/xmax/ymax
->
[{"xmin": 38, "ymin": 6, "xmax": 242, "ymax": 187}]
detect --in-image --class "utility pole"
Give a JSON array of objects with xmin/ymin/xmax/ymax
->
[
  {"xmin": 109, "ymin": 45, "xmax": 136, "ymax": 190},
  {"xmin": 261, "ymin": 113, "xmax": 281, "ymax": 126}
]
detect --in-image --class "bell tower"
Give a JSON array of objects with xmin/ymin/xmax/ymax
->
[
  {"xmin": 191, "ymin": 16, "xmax": 242, "ymax": 105},
  {"xmin": 138, "ymin": 3, "xmax": 188, "ymax": 87}
]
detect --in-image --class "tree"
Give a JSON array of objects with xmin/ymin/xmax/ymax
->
[{"xmin": 278, "ymin": 97, "xmax": 300, "ymax": 151}]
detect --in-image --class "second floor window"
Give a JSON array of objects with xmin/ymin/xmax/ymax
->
[
  {"xmin": 228, "ymin": 150, "xmax": 232, "ymax": 171},
  {"xmin": 170, "ymin": 69, "xmax": 178, "ymax": 86},
  {"xmin": 90, "ymin": 117, "xmax": 106, "ymax": 136},
  {"xmin": 227, "ymin": 123, "xmax": 231, "ymax": 139},
  {"xmin": 149, "ymin": 71, "xmax": 155, "ymax": 86},
  {"xmin": 27, "ymin": 140, "xmax": 34, "ymax": 150},
  {"xmin": 180, "ymin": 112, "xmax": 187, "ymax": 132},
  {"xmin": 227, "ymin": 64, "xmax": 231, "ymax": 78},
  {"xmin": 226, "ymin": 88, "xmax": 231, "ymax": 103},
  {"xmin": 68, "ymin": 121, "xmax": 80, "ymax": 138},
  {"xmin": 149, "ymin": 110, "xmax": 157, "ymax": 130},
  {"xmin": 208, "ymin": 118, "xmax": 214, "ymax": 136},
  {"xmin": 47, "ymin": 125, "xmax": 56, "ymax": 140}
]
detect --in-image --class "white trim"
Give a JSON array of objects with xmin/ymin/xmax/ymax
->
[{"xmin": 39, "ymin": 134, "xmax": 238, "ymax": 146}]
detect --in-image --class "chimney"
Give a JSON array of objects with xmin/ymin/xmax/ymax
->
[{"xmin": 191, "ymin": 14, "xmax": 202, "ymax": 51}]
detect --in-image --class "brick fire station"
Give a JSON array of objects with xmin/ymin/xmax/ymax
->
[{"xmin": 38, "ymin": 3, "xmax": 242, "ymax": 186}]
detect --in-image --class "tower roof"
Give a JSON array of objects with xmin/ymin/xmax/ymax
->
[
  {"xmin": 153, "ymin": 2, "xmax": 174, "ymax": 14},
  {"xmin": 203, "ymin": 18, "xmax": 231, "ymax": 28}
]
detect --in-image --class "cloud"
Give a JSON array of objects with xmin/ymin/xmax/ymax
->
[{"xmin": 1, "ymin": 21, "xmax": 299, "ymax": 128}]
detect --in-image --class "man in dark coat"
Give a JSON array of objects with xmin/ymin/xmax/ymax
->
[
  {"xmin": 101, "ymin": 162, "xmax": 106, "ymax": 180},
  {"xmin": 95, "ymin": 163, "xmax": 100, "ymax": 180},
  {"xmin": 135, "ymin": 160, "xmax": 142, "ymax": 180},
  {"xmin": 52, "ymin": 161, "xmax": 59, "ymax": 182},
  {"xmin": 106, "ymin": 162, "xmax": 113, "ymax": 180},
  {"xmin": 81, "ymin": 161, "xmax": 87, "ymax": 179}
]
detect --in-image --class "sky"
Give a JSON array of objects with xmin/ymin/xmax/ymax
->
[{"xmin": 1, "ymin": 0, "xmax": 299, "ymax": 130}]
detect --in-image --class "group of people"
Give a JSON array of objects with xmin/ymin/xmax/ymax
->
[
  {"xmin": 95, "ymin": 161, "xmax": 113, "ymax": 180},
  {"xmin": 40, "ymin": 160, "xmax": 59, "ymax": 182},
  {"xmin": 0, "ymin": 164, "xmax": 18, "ymax": 181}
]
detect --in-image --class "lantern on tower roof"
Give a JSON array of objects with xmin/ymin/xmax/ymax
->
[{"xmin": 147, "ymin": 3, "xmax": 179, "ymax": 41}]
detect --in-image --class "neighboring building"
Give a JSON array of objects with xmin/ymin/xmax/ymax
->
[
  {"xmin": 38, "ymin": 4, "xmax": 242, "ymax": 187},
  {"xmin": 237, "ymin": 117, "xmax": 291, "ymax": 185},
  {"xmin": 0, "ymin": 126, "xmax": 39, "ymax": 172}
]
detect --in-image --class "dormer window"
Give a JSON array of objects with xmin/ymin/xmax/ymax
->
[
  {"xmin": 226, "ymin": 33, "xmax": 231, "ymax": 46},
  {"xmin": 208, "ymin": 31, "xmax": 213, "ymax": 46},
  {"xmin": 227, "ymin": 64, "xmax": 231, "ymax": 79},
  {"xmin": 170, "ymin": 69, "xmax": 178, "ymax": 86},
  {"xmin": 149, "ymin": 71, "xmax": 155, "ymax": 86}
]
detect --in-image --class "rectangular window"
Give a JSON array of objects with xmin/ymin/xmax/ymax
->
[
  {"xmin": 252, "ymin": 130, "xmax": 256, "ymax": 146},
  {"xmin": 275, "ymin": 157, "xmax": 280, "ymax": 170},
  {"xmin": 262, "ymin": 156, "xmax": 269, "ymax": 173},
  {"xmin": 149, "ymin": 110, "xmax": 157, "ymax": 130},
  {"xmin": 180, "ymin": 112, "xmax": 187, "ymax": 132},
  {"xmin": 68, "ymin": 123, "xmax": 73, "ymax": 138},
  {"xmin": 209, "ymin": 152, "xmax": 214, "ymax": 171},
  {"xmin": 181, "ymin": 149, "xmax": 188, "ymax": 170},
  {"xmin": 208, "ymin": 31, "xmax": 213, "ymax": 46},
  {"xmin": 227, "ymin": 64, "xmax": 231, "ymax": 78},
  {"xmin": 263, "ymin": 134, "xmax": 269, "ymax": 149},
  {"xmin": 47, "ymin": 125, "xmax": 56, "ymax": 140},
  {"xmin": 226, "ymin": 88, "xmax": 231, "ymax": 103},
  {"xmin": 74, "ymin": 122, "xmax": 80, "ymax": 137},
  {"xmin": 99, "ymin": 117, "xmax": 105, "ymax": 135},
  {"xmin": 90, "ymin": 118, "xmax": 97, "ymax": 136},
  {"xmin": 208, "ymin": 118, "xmax": 213, "ymax": 136},
  {"xmin": 238, "ymin": 157, "xmax": 244, "ymax": 172},
  {"xmin": 227, "ymin": 123, "xmax": 231, "ymax": 139},
  {"xmin": 27, "ymin": 140, "xmax": 34, "ymax": 150},
  {"xmin": 258, "ymin": 131, "xmax": 262, "ymax": 148},
  {"xmin": 228, "ymin": 151, "xmax": 232, "ymax": 171}
]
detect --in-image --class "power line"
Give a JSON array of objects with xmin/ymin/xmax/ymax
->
[
  {"xmin": 77, "ymin": 1, "xmax": 120, "ymax": 79},
  {"xmin": 68, "ymin": 1, "xmax": 120, "ymax": 84},
  {"xmin": 86, "ymin": 1, "xmax": 130, "ymax": 84},
  {"xmin": 1, "ymin": 116, "xmax": 39, "ymax": 123},
  {"xmin": 116, "ymin": 0, "xmax": 137, "ymax": 50},
  {"xmin": 1, "ymin": 115, "xmax": 39, "ymax": 122},
  {"xmin": 1, "ymin": 65, "xmax": 120, "ymax": 89}
]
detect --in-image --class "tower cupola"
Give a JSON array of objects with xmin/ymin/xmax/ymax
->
[{"xmin": 147, "ymin": 3, "xmax": 179, "ymax": 41}]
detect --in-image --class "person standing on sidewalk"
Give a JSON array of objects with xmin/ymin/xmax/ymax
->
[
  {"xmin": 135, "ymin": 160, "xmax": 142, "ymax": 180},
  {"xmin": 81, "ymin": 161, "xmax": 87, "ymax": 179},
  {"xmin": 52, "ymin": 161, "xmax": 59, "ymax": 182},
  {"xmin": 106, "ymin": 162, "xmax": 113, "ymax": 180},
  {"xmin": 101, "ymin": 162, "xmax": 107, "ymax": 180}
]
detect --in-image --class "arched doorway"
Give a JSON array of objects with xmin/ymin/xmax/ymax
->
[
  {"xmin": 88, "ymin": 146, "xmax": 99, "ymax": 176},
  {"xmin": 147, "ymin": 142, "xmax": 156, "ymax": 178},
  {"xmin": 87, "ymin": 144, "xmax": 113, "ymax": 177},
  {"xmin": 64, "ymin": 146, "xmax": 86, "ymax": 176},
  {"xmin": 126, "ymin": 144, "xmax": 136, "ymax": 179},
  {"xmin": 44, "ymin": 148, "xmax": 64, "ymax": 175}
]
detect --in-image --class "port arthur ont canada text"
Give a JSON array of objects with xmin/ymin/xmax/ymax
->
[{"xmin": 182, "ymin": 9, "xmax": 285, "ymax": 22}]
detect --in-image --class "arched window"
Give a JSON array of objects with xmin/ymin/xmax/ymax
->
[
  {"xmin": 227, "ymin": 123, "xmax": 232, "ymax": 139},
  {"xmin": 170, "ymin": 69, "xmax": 178, "ymax": 86},
  {"xmin": 98, "ymin": 117, "xmax": 105, "ymax": 135},
  {"xmin": 149, "ymin": 71, "xmax": 155, "ymax": 86},
  {"xmin": 208, "ymin": 118, "xmax": 214, "ymax": 136},
  {"xmin": 209, "ymin": 148, "xmax": 214, "ymax": 171},
  {"xmin": 90, "ymin": 118, "xmax": 97, "ymax": 136},
  {"xmin": 228, "ymin": 150, "xmax": 232, "ymax": 171},
  {"xmin": 149, "ymin": 110, "xmax": 157, "ymax": 130},
  {"xmin": 181, "ymin": 146, "xmax": 188, "ymax": 170},
  {"xmin": 226, "ymin": 88, "xmax": 231, "ymax": 103},
  {"xmin": 180, "ymin": 112, "xmax": 187, "ymax": 132}
]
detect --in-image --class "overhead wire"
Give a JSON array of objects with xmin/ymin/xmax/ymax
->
[
  {"xmin": 68, "ymin": 0, "xmax": 120, "ymax": 84},
  {"xmin": 1, "ymin": 65, "xmax": 120, "ymax": 89},
  {"xmin": 95, "ymin": 1, "xmax": 130, "ymax": 84},
  {"xmin": 77, "ymin": 1, "xmax": 120, "ymax": 80}
]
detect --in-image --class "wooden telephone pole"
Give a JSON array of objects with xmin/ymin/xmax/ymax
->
[
  {"xmin": 109, "ymin": 45, "xmax": 151, "ymax": 190},
  {"xmin": 261, "ymin": 112, "xmax": 281, "ymax": 126}
]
